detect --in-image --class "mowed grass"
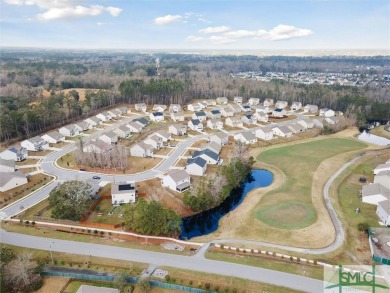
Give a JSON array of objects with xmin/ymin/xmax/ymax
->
[{"xmin": 256, "ymin": 138, "xmax": 367, "ymax": 229}]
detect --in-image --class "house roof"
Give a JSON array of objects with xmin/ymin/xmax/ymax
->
[
  {"xmin": 288, "ymin": 124, "xmax": 304, "ymax": 132},
  {"xmin": 0, "ymin": 171, "xmax": 25, "ymax": 187},
  {"xmin": 134, "ymin": 117, "xmax": 149, "ymax": 125},
  {"xmin": 61, "ymin": 124, "xmax": 76, "ymax": 131},
  {"xmin": 193, "ymin": 149, "xmax": 219, "ymax": 161},
  {"xmin": 127, "ymin": 121, "xmax": 142, "ymax": 129},
  {"xmin": 187, "ymin": 156, "xmax": 207, "ymax": 168},
  {"xmin": 191, "ymin": 119, "xmax": 201, "ymax": 125},
  {"xmin": 156, "ymin": 130, "xmax": 171, "ymax": 139},
  {"xmin": 211, "ymin": 109, "xmax": 221, "ymax": 114},
  {"xmin": 378, "ymin": 199, "xmax": 390, "ymax": 214},
  {"xmin": 117, "ymin": 125, "xmax": 130, "ymax": 132},
  {"xmin": 209, "ymin": 119, "xmax": 221, "ymax": 125},
  {"xmin": 170, "ymin": 124, "xmax": 186, "ymax": 130},
  {"xmin": 111, "ymin": 182, "xmax": 136, "ymax": 194},
  {"xmin": 7, "ymin": 145, "xmax": 25, "ymax": 154},
  {"xmin": 75, "ymin": 121, "xmax": 89, "ymax": 128},
  {"xmin": 195, "ymin": 111, "xmax": 206, "ymax": 117},
  {"xmin": 25, "ymin": 136, "xmax": 45, "ymax": 144},
  {"xmin": 200, "ymin": 141, "xmax": 221, "ymax": 153},
  {"xmin": 152, "ymin": 112, "xmax": 164, "ymax": 117},
  {"xmin": 133, "ymin": 142, "xmax": 153, "ymax": 151},
  {"xmin": 211, "ymin": 132, "xmax": 228, "ymax": 140},
  {"xmin": 101, "ymin": 131, "xmax": 117, "ymax": 139},
  {"xmin": 146, "ymin": 135, "xmax": 162, "ymax": 143},
  {"xmin": 240, "ymin": 131, "xmax": 256, "ymax": 141},
  {"xmin": 257, "ymin": 127, "xmax": 273, "ymax": 134},
  {"xmin": 362, "ymin": 183, "xmax": 390, "ymax": 198},
  {"xmin": 85, "ymin": 140, "xmax": 113, "ymax": 152},
  {"xmin": 85, "ymin": 116, "xmax": 100, "ymax": 123},
  {"xmin": 166, "ymin": 169, "xmax": 190, "ymax": 183},
  {"xmin": 292, "ymin": 102, "xmax": 302, "ymax": 106},
  {"xmin": 274, "ymin": 126, "xmax": 291, "ymax": 134},
  {"xmin": 244, "ymin": 114, "xmax": 252, "ymax": 119},
  {"xmin": 0, "ymin": 158, "xmax": 15, "ymax": 168},
  {"xmin": 43, "ymin": 131, "xmax": 64, "ymax": 140}
]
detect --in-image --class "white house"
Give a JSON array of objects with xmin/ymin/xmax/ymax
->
[
  {"xmin": 192, "ymin": 149, "xmax": 220, "ymax": 165},
  {"xmin": 241, "ymin": 114, "xmax": 257, "ymax": 125},
  {"xmin": 234, "ymin": 131, "xmax": 258, "ymax": 144},
  {"xmin": 272, "ymin": 108, "xmax": 286, "ymax": 118},
  {"xmin": 118, "ymin": 107, "xmax": 129, "ymax": 115},
  {"xmin": 374, "ymin": 170, "xmax": 390, "ymax": 190},
  {"xmin": 126, "ymin": 122, "xmax": 143, "ymax": 133},
  {"xmin": 192, "ymin": 111, "xmax": 207, "ymax": 122},
  {"xmin": 275, "ymin": 101, "xmax": 288, "ymax": 109},
  {"xmin": 229, "ymin": 104, "xmax": 242, "ymax": 114},
  {"xmin": 21, "ymin": 136, "xmax": 49, "ymax": 151},
  {"xmin": 134, "ymin": 117, "xmax": 149, "ymax": 128},
  {"xmin": 169, "ymin": 104, "xmax": 182, "ymax": 113},
  {"xmin": 291, "ymin": 102, "xmax": 302, "ymax": 111},
  {"xmin": 253, "ymin": 112, "xmax": 268, "ymax": 123},
  {"xmin": 153, "ymin": 104, "xmax": 167, "ymax": 112},
  {"xmin": 248, "ymin": 98, "xmax": 260, "ymax": 105},
  {"xmin": 107, "ymin": 109, "xmax": 121, "ymax": 119},
  {"xmin": 0, "ymin": 158, "xmax": 15, "ymax": 173},
  {"xmin": 287, "ymin": 123, "xmax": 306, "ymax": 134},
  {"xmin": 41, "ymin": 131, "xmax": 65, "ymax": 144},
  {"xmin": 207, "ymin": 109, "xmax": 222, "ymax": 119},
  {"xmin": 59, "ymin": 124, "xmax": 79, "ymax": 137},
  {"xmin": 225, "ymin": 117, "xmax": 243, "ymax": 128},
  {"xmin": 205, "ymin": 99, "xmax": 217, "ymax": 106},
  {"xmin": 83, "ymin": 140, "xmax": 113, "ymax": 154},
  {"xmin": 187, "ymin": 104, "xmax": 201, "ymax": 112},
  {"xmin": 241, "ymin": 105, "xmax": 252, "ymax": 112},
  {"xmin": 150, "ymin": 112, "xmax": 165, "ymax": 122},
  {"xmin": 319, "ymin": 108, "xmax": 335, "ymax": 117},
  {"xmin": 325, "ymin": 116, "xmax": 339, "ymax": 125},
  {"xmin": 234, "ymin": 96, "xmax": 243, "ymax": 104},
  {"xmin": 171, "ymin": 112, "xmax": 185, "ymax": 122},
  {"xmin": 207, "ymin": 119, "xmax": 224, "ymax": 130},
  {"xmin": 114, "ymin": 125, "xmax": 131, "ymax": 139},
  {"xmin": 99, "ymin": 131, "xmax": 118, "ymax": 145},
  {"xmin": 361, "ymin": 183, "xmax": 390, "ymax": 205},
  {"xmin": 96, "ymin": 112, "xmax": 111, "ymax": 121},
  {"xmin": 188, "ymin": 119, "xmax": 204, "ymax": 131},
  {"xmin": 312, "ymin": 119, "xmax": 324, "ymax": 129},
  {"xmin": 216, "ymin": 97, "xmax": 228, "ymax": 105},
  {"xmin": 74, "ymin": 121, "xmax": 91, "ymax": 132},
  {"xmin": 263, "ymin": 98, "xmax": 274, "ymax": 107},
  {"xmin": 376, "ymin": 200, "xmax": 390, "ymax": 226},
  {"xmin": 255, "ymin": 127, "xmax": 274, "ymax": 140},
  {"xmin": 200, "ymin": 141, "xmax": 222, "ymax": 154},
  {"xmin": 297, "ymin": 119, "xmax": 314, "ymax": 129},
  {"xmin": 169, "ymin": 124, "xmax": 187, "ymax": 136},
  {"xmin": 197, "ymin": 102, "xmax": 207, "ymax": 110},
  {"xmin": 255, "ymin": 105, "xmax": 269, "ymax": 113},
  {"xmin": 161, "ymin": 169, "xmax": 191, "ymax": 193},
  {"xmin": 155, "ymin": 130, "xmax": 171, "ymax": 142},
  {"xmin": 186, "ymin": 157, "xmax": 207, "ymax": 176},
  {"xmin": 130, "ymin": 142, "xmax": 154, "ymax": 157},
  {"xmin": 303, "ymin": 104, "xmax": 318, "ymax": 114},
  {"xmin": 272, "ymin": 126, "xmax": 292, "ymax": 137},
  {"xmin": 0, "ymin": 145, "xmax": 28, "ymax": 162},
  {"xmin": 220, "ymin": 107, "xmax": 234, "ymax": 117},
  {"xmin": 135, "ymin": 103, "xmax": 147, "ymax": 112},
  {"xmin": 374, "ymin": 163, "xmax": 390, "ymax": 175},
  {"xmin": 111, "ymin": 182, "xmax": 137, "ymax": 205},
  {"xmin": 84, "ymin": 116, "xmax": 102, "ymax": 128},
  {"xmin": 209, "ymin": 132, "xmax": 228, "ymax": 145},
  {"xmin": 144, "ymin": 135, "xmax": 163, "ymax": 150},
  {"xmin": 0, "ymin": 171, "xmax": 28, "ymax": 192}
]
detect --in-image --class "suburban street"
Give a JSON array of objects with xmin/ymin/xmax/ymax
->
[{"xmin": 1, "ymin": 228, "xmax": 323, "ymax": 292}]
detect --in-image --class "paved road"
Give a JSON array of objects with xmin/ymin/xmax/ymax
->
[{"xmin": 0, "ymin": 228, "xmax": 323, "ymax": 292}]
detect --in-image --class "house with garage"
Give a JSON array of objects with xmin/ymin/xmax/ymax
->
[
  {"xmin": 374, "ymin": 170, "xmax": 390, "ymax": 190},
  {"xmin": 241, "ymin": 114, "xmax": 257, "ymax": 125},
  {"xmin": 241, "ymin": 104, "xmax": 252, "ymax": 112},
  {"xmin": 207, "ymin": 119, "xmax": 224, "ymax": 130},
  {"xmin": 169, "ymin": 104, "xmax": 182, "ymax": 113},
  {"xmin": 272, "ymin": 108, "xmax": 286, "ymax": 118},
  {"xmin": 111, "ymin": 182, "xmax": 137, "ymax": 205},
  {"xmin": 169, "ymin": 124, "xmax": 187, "ymax": 136},
  {"xmin": 83, "ymin": 140, "xmax": 113, "ymax": 154},
  {"xmin": 118, "ymin": 107, "xmax": 129, "ymax": 115},
  {"xmin": 134, "ymin": 118, "xmax": 150, "ymax": 128},
  {"xmin": 376, "ymin": 200, "xmax": 390, "ymax": 226},
  {"xmin": 255, "ymin": 105, "xmax": 269, "ymax": 113},
  {"xmin": 312, "ymin": 119, "xmax": 324, "ymax": 129},
  {"xmin": 205, "ymin": 99, "xmax": 217, "ymax": 106},
  {"xmin": 200, "ymin": 141, "xmax": 222, "ymax": 154},
  {"xmin": 134, "ymin": 103, "xmax": 147, "ymax": 112},
  {"xmin": 187, "ymin": 103, "xmax": 201, "ymax": 112},
  {"xmin": 207, "ymin": 109, "xmax": 222, "ymax": 119},
  {"xmin": 297, "ymin": 119, "xmax": 314, "ymax": 129},
  {"xmin": 192, "ymin": 149, "xmax": 220, "ymax": 165},
  {"xmin": 144, "ymin": 135, "xmax": 163, "ymax": 150},
  {"xmin": 170, "ymin": 112, "xmax": 185, "ymax": 122},
  {"xmin": 303, "ymin": 104, "xmax": 318, "ymax": 114},
  {"xmin": 263, "ymin": 98, "xmax": 274, "ymax": 107},
  {"xmin": 21, "ymin": 136, "xmax": 49, "ymax": 151},
  {"xmin": 229, "ymin": 103, "xmax": 242, "ymax": 114},
  {"xmin": 0, "ymin": 158, "xmax": 15, "ymax": 173},
  {"xmin": 161, "ymin": 169, "xmax": 191, "ymax": 193},
  {"xmin": 198, "ymin": 102, "xmax": 207, "ymax": 110},
  {"xmin": 0, "ymin": 145, "xmax": 28, "ymax": 162},
  {"xmin": 74, "ymin": 121, "xmax": 91, "ymax": 132},
  {"xmin": 234, "ymin": 96, "xmax": 243, "ymax": 104},
  {"xmin": 153, "ymin": 104, "xmax": 167, "ymax": 112},
  {"xmin": 186, "ymin": 157, "xmax": 207, "ymax": 176},
  {"xmin": 108, "ymin": 109, "xmax": 121, "ymax": 119},
  {"xmin": 234, "ymin": 131, "xmax": 258, "ymax": 144},
  {"xmin": 209, "ymin": 132, "xmax": 228, "ymax": 145},
  {"xmin": 361, "ymin": 183, "xmax": 390, "ymax": 205},
  {"xmin": 272, "ymin": 126, "xmax": 292, "ymax": 137},
  {"xmin": 275, "ymin": 100, "xmax": 288, "ymax": 109},
  {"xmin": 126, "ymin": 121, "xmax": 143, "ymax": 133},
  {"xmin": 41, "ymin": 131, "xmax": 65, "ymax": 144},
  {"xmin": 96, "ymin": 112, "xmax": 111, "ymax": 122},
  {"xmin": 325, "ymin": 116, "xmax": 339, "ymax": 125},
  {"xmin": 99, "ymin": 131, "xmax": 118, "ymax": 145},
  {"xmin": 221, "ymin": 107, "xmax": 234, "ymax": 117},
  {"xmin": 216, "ymin": 97, "xmax": 228, "ymax": 105},
  {"xmin": 188, "ymin": 119, "xmax": 204, "ymax": 131},
  {"xmin": 374, "ymin": 163, "xmax": 390, "ymax": 175},
  {"xmin": 0, "ymin": 171, "xmax": 28, "ymax": 192},
  {"xmin": 291, "ymin": 102, "xmax": 302, "ymax": 111},
  {"xmin": 155, "ymin": 130, "xmax": 171, "ymax": 142},
  {"xmin": 287, "ymin": 123, "xmax": 306, "ymax": 134},
  {"xmin": 114, "ymin": 125, "xmax": 131, "ymax": 139},
  {"xmin": 59, "ymin": 124, "xmax": 79, "ymax": 137},
  {"xmin": 149, "ymin": 112, "xmax": 165, "ymax": 122},
  {"xmin": 248, "ymin": 98, "xmax": 260, "ymax": 105},
  {"xmin": 225, "ymin": 117, "xmax": 243, "ymax": 128},
  {"xmin": 253, "ymin": 111, "xmax": 268, "ymax": 123},
  {"xmin": 255, "ymin": 127, "xmax": 274, "ymax": 140},
  {"xmin": 192, "ymin": 111, "xmax": 207, "ymax": 122},
  {"xmin": 84, "ymin": 116, "xmax": 102, "ymax": 128},
  {"xmin": 319, "ymin": 108, "xmax": 335, "ymax": 117},
  {"xmin": 130, "ymin": 142, "xmax": 154, "ymax": 157}
]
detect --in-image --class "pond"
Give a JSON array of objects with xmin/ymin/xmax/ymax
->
[
  {"xmin": 180, "ymin": 169, "xmax": 273, "ymax": 240},
  {"xmin": 357, "ymin": 131, "xmax": 390, "ymax": 146}
]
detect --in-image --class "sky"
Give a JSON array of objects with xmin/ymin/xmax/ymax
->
[{"xmin": 0, "ymin": 0, "xmax": 389, "ymax": 51}]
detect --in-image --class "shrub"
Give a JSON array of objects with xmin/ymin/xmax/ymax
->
[
  {"xmin": 171, "ymin": 277, "xmax": 176, "ymax": 283},
  {"xmin": 220, "ymin": 244, "xmax": 224, "ymax": 249},
  {"xmin": 25, "ymin": 220, "xmax": 30, "ymax": 224},
  {"xmin": 251, "ymin": 249, "xmax": 254, "ymax": 253},
  {"xmin": 290, "ymin": 256, "xmax": 293, "ymax": 262},
  {"xmin": 232, "ymin": 289, "xmax": 238, "ymax": 293},
  {"xmin": 297, "ymin": 257, "xmax": 301, "ymax": 262},
  {"xmin": 273, "ymin": 252, "xmax": 276, "ymax": 257},
  {"xmin": 197, "ymin": 281, "xmax": 202, "ymax": 288},
  {"xmin": 215, "ymin": 285, "xmax": 220, "ymax": 292},
  {"xmin": 205, "ymin": 283, "xmax": 211, "ymax": 289},
  {"xmin": 314, "ymin": 260, "xmax": 318, "ymax": 265},
  {"xmin": 189, "ymin": 280, "xmax": 193, "ymax": 286},
  {"xmin": 235, "ymin": 247, "xmax": 239, "ymax": 252},
  {"xmin": 358, "ymin": 223, "xmax": 369, "ymax": 233},
  {"xmin": 94, "ymin": 230, "xmax": 98, "ymax": 234},
  {"xmin": 32, "ymin": 221, "xmax": 36, "ymax": 226},
  {"xmin": 165, "ymin": 275, "xmax": 170, "ymax": 282}
]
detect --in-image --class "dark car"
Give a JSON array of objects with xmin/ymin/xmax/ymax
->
[
  {"xmin": 79, "ymin": 168, "xmax": 86, "ymax": 171},
  {"xmin": 92, "ymin": 176, "xmax": 101, "ymax": 180}
]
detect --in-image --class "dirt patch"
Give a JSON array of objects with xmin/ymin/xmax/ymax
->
[{"xmin": 35, "ymin": 277, "xmax": 70, "ymax": 293}]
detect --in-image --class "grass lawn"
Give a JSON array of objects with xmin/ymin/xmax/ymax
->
[
  {"xmin": 190, "ymin": 139, "xmax": 209, "ymax": 148},
  {"xmin": 87, "ymin": 199, "xmax": 123, "ymax": 225},
  {"xmin": 369, "ymin": 125, "xmax": 390, "ymax": 139},
  {"xmin": 175, "ymin": 159, "xmax": 187, "ymax": 167},
  {"xmin": 15, "ymin": 158, "xmax": 39, "ymax": 166},
  {"xmin": 65, "ymin": 135, "xmax": 84, "ymax": 141},
  {"xmin": 154, "ymin": 147, "xmax": 172, "ymax": 156},
  {"xmin": 84, "ymin": 129, "xmax": 96, "ymax": 135},
  {"xmin": 18, "ymin": 167, "xmax": 37, "ymax": 174},
  {"xmin": 50, "ymin": 141, "xmax": 70, "ymax": 148}
]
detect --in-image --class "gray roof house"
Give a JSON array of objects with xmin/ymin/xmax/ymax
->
[
  {"xmin": 192, "ymin": 149, "xmax": 220, "ymax": 165},
  {"xmin": 186, "ymin": 157, "xmax": 207, "ymax": 176},
  {"xmin": 200, "ymin": 141, "xmax": 222, "ymax": 154},
  {"xmin": 0, "ymin": 145, "xmax": 28, "ymax": 162},
  {"xmin": 83, "ymin": 140, "xmax": 114, "ymax": 154},
  {"xmin": 161, "ymin": 169, "xmax": 191, "ymax": 192},
  {"xmin": 130, "ymin": 142, "xmax": 154, "ymax": 157},
  {"xmin": 59, "ymin": 124, "xmax": 79, "ymax": 137},
  {"xmin": 21, "ymin": 136, "xmax": 49, "ymax": 151},
  {"xmin": 126, "ymin": 121, "xmax": 143, "ymax": 133},
  {"xmin": 0, "ymin": 170, "xmax": 27, "ymax": 192},
  {"xmin": 114, "ymin": 125, "xmax": 131, "ymax": 139},
  {"xmin": 209, "ymin": 132, "xmax": 228, "ymax": 145},
  {"xmin": 41, "ymin": 131, "xmax": 65, "ymax": 144},
  {"xmin": 99, "ymin": 131, "xmax": 119, "ymax": 145},
  {"xmin": 0, "ymin": 158, "xmax": 15, "ymax": 173},
  {"xmin": 74, "ymin": 121, "xmax": 91, "ymax": 132}
]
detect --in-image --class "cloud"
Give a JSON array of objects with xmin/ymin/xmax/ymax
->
[
  {"xmin": 209, "ymin": 35, "xmax": 235, "ymax": 44},
  {"xmin": 199, "ymin": 26, "xmax": 230, "ymax": 34},
  {"xmin": 186, "ymin": 35, "xmax": 204, "ymax": 42},
  {"xmin": 265, "ymin": 24, "xmax": 313, "ymax": 40},
  {"xmin": 4, "ymin": 0, "xmax": 81, "ymax": 9},
  {"xmin": 154, "ymin": 14, "xmax": 182, "ymax": 25}
]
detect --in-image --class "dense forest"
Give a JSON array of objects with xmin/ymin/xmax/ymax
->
[{"xmin": 1, "ymin": 49, "xmax": 389, "ymax": 143}]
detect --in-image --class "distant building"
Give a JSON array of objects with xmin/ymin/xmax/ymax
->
[
  {"xmin": 291, "ymin": 102, "xmax": 302, "ymax": 111},
  {"xmin": 186, "ymin": 157, "xmax": 207, "ymax": 176},
  {"xmin": 216, "ymin": 97, "xmax": 228, "ymax": 104},
  {"xmin": 130, "ymin": 142, "xmax": 154, "ymax": 157},
  {"xmin": 319, "ymin": 108, "xmax": 335, "ymax": 117},
  {"xmin": 21, "ymin": 136, "xmax": 49, "ymax": 151},
  {"xmin": 134, "ymin": 103, "xmax": 147, "ymax": 112},
  {"xmin": 126, "ymin": 122, "xmax": 143, "ymax": 133},
  {"xmin": 42, "ymin": 131, "xmax": 65, "ymax": 144},
  {"xmin": 171, "ymin": 112, "xmax": 185, "ymax": 122},
  {"xmin": 192, "ymin": 111, "xmax": 207, "ymax": 122},
  {"xmin": 169, "ymin": 104, "xmax": 182, "ymax": 113},
  {"xmin": 272, "ymin": 108, "xmax": 286, "ymax": 118},
  {"xmin": 99, "ymin": 131, "xmax": 118, "ymax": 145},
  {"xmin": 0, "ymin": 145, "xmax": 28, "ymax": 162},
  {"xmin": 272, "ymin": 126, "xmax": 292, "ymax": 137},
  {"xmin": 188, "ymin": 119, "xmax": 204, "ymax": 131},
  {"xmin": 234, "ymin": 96, "xmax": 243, "ymax": 104},
  {"xmin": 169, "ymin": 124, "xmax": 187, "ymax": 136},
  {"xmin": 114, "ymin": 125, "xmax": 131, "ymax": 139},
  {"xmin": 59, "ymin": 125, "xmax": 79, "ymax": 137},
  {"xmin": 84, "ymin": 116, "xmax": 102, "ymax": 128},
  {"xmin": 234, "ymin": 131, "xmax": 258, "ymax": 144},
  {"xmin": 149, "ymin": 112, "xmax": 165, "ymax": 122},
  {"xmin": 303, "ymin": 104, "xmax": 318, "ymax": 114},
  {"xmin": 209, "ymin": 132, "xmax": 228, "ymax": 145},
  {"xmin": 248, "ymin": 98, "xmax": 260, "ymax": 105},
  {"xmin": 263, "ymin": 98, "xmax": 274, "ymax": 107},
  {"xmin": 96, "ymin": 112, "xmax": 111, "ymax": 122},
  {"xmin": 153, "ymin": 104, "xmax": 167, "ymax": 112},
  {"xmin": 111, "ymin": 182, "xmax": 137, "ymax": 205},
  {"xmin": 207, "ymin": 119, "xmax": 224, "ymax": 130},
  {"xmin": 255, "ymin": 127, "xmax": 274, "ymax": 140}
]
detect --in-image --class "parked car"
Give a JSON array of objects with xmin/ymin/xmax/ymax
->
[
  {"xmin": 79, "ymin": 168, "xmax": 86, "ymax": 171},
  {"xmin": 92, "ymin": 176, "xmax": 101, "ymax": 180}
]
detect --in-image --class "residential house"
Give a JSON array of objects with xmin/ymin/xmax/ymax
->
[
  {"xmin": 200, "ymin": 141, "xmax": 222, "ymax": 154},
  {"xmin": 248, "ymin": 98, "xmax": 260, "ymax": 105},
  {"xmin": 207, "ymin": 109, "xmax": 222, "ymax": 119},
  {"xmin": 21, "ymin": 136, "xmax": 49, "ymax": 151},
  {"xmin": 59, "ymin": 124, "xmax": 79, "ymax": 137},
  {"xmin": 187, "ymin": 103, "xmax": 201, "ymax": 112},
  {"xmin": 272, "ymin": 108, "xmax": 286, "ymax": 118},
  {"xmin": 312, "ymin": 119, "xmax": 324, "ymax": 129},
  {"xmin": 241, "ymin": 104, "xmax": 252, "ymax": 112},
  {"xmin": 253, "ymin": 111, "xmax": 268, "ymax": 123},
  {"xmin": 186, "ymin": 157, "xmax": 207, "ymax": 176},
  {"xmin": 133, "ymin": 117, "xmax": 149, "ymax": 128},
  {"xmin": 111, "ymin": 182, "xmax": 137, "ymax": 205},
  {"xmin": 255, "ymin": 127, "xmax": 274, "ymax": 140},
  {"xmin": 0, "ymin": 145, "xmax": 28, "ymax": 162},
  {"xmin": 161, "ymin": 169, "xmax": 191, "ymax": 193},
  {"xmin": 188, "ymin": 119, "xmax": 204, "ymax": 131},
  {"xmin": 0, "ymin": 158, "xmax": 15, "ymax": 173},
  {"xmin": 325, "ymin": 116, "xmax": 339, "ymax": 125},
  {"xmin": 197, "ymin": 102, "xmax": 207, "ymax": 110},
  {"xmin": 41, "ymin": 131, "xmax": 65, "ymax": 144},
  {"xmin": 130, "ymin": 142, "xmax": 154, "ymax": 157},
  {"xmin": 275, "ymin": 101, "xmax": 288, "ymax": 109},
  {"xmin": 83, "ymin": 140, "xmax": 113, "ymax": 154},
  {"xmin": 319, "ymin": 108, "xmax": 335, "ymax": 117},
  {"xmin": 374, "ymin": 170, "xmax": 390, "ymax": 190},
  {"xmin": 149, "ymin": 112, "xmax": 165, "ymax": 122},
  {"xmin": 234, "ymin": 131, "xmax": 258, "ymax": 144},
  {"xmin": 169, "ymin": 104, "xmax": 182, "ymax": 113},
  {"xmin": 297, "ymin": 119, "xmax": 314, "ymax": 129},
  {"xmin": 216, "ymin": 97, "xmax": 228, "ymax": 104},
  {"xmin": 234, "ymin": 96, "xmax": 243, "ymax": 104},
  {"xmin": 126, "ymin": 122, "xmax": 143, "ymax": 133},
  {"xmin": 241, "ymin": 114, "xmax": 257, "ymax": 125},
  {"xmin": 225, "ymin": 117, "xmax": 243, "ymax": 128},
  {"xmin": 220, "ymin": 107, "xmax": 234, "ymax": 117},
  {"xmin": 255, "ymin": 105, "xmax": 269, "ymax": 113},
  {"xmin": 144, "ymin": 135, "xmax": 163, "ymax": 150},
  {"xmin": 272, "ymin": 126, "xmax": 293, "ymax": 137},
  {"xmin": 229, "ymin": 103, "xmax": 242, "ymax": 114},
  {"xmin": 153, "ymin": 104, "xmax": 167, "ymax": 112},
  {"xmin": 376, "ymin": 200, "xmax": 390, "ymax": 226},
  {"xmin": 263, "ymin": 98, "xmax": 274, "ymax": 107},
  {"xmin": 155, "ymin": 130, "xmax": 171, "ymax": 142},
  {"xmin": 99, "ymin": 131, "xmax": 119, "ymax": 145},
  {"xmin": 96, "ymin": 112, "xmax": 111, "ymax": 121},
  {"xmin": 84, "ymin": 116, "xmax": 102, "ymax": 128},
  {"xmin": 192, "ymin": 111, "xmax": 207, "ymax": 122},
  {"xmin": 0, "ymin": 171, "xmax": 28, "ymax": 192},
  {"xmin": 114, "ymin": 125, "xmax": 131, "ymax": 139},
  {"xmin": 361, "ymin": 183, "xmax": 390, "ymax": 205},
  {"xmin": 192, "ymin": 149, "xmax": 220, "ymax": 165},
  {"xmin": 171, "ymin": 112, "xmax": 185, "ymax": 122},
  {"xmin": 209, "ymin": 132, "xmax": 229, "ymax": 145},
  {"xmin": 74, "ymin": 121, "xmax": 91, "ymax": 132},
  {"xmin": 134, "ymin": 103, "xmax": 147, "ymax": 112},
  {"xmin": 205, "ymin": 99, "xmax": 217, "ymax": 106},
  {"xmin": 207, "ymin": 119, "xmax": 224, "ymax": 130},
  {"xmin": 118, "ymin": 106, "xmax": 129, "ymax": 115},
  {"xmin": 374, "ymin": 163, "xmax": 390, "ymax": 175},
  {"xmin": 287, "ymin": 123, "xmax": 306, "ymax": 134},
  {"xmin": 107, "ymin": 109, "xmax": 121, "ymax": 119},
  {"xmin": 291, "ymin": 102, "xmax": 302, "ymax": 111},
  {"xmin": 169, "ymin": 124, "xmax": 187, "ymax": 136},
  {"xmin": 303, "ymin": 104, "xmax": 319, "ymax": 114}
]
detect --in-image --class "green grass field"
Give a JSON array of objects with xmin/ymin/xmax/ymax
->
[{"xmin": 256, "ymin": 138, "xmax": 367, "ymax": 229}]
